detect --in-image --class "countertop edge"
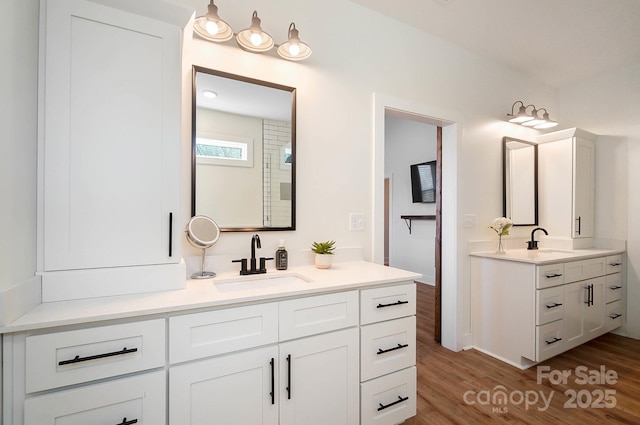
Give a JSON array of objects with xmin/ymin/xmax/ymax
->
[{"xmin": 469, "ymin": 248, "xmax": 625, "ymax": 265}]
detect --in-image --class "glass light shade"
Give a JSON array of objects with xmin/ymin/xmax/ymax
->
[
  {"xmin": 236, "ymin": 11, "xmax": 274, "ymax": 53},
  {"xmin": 193, "ymin": 1, "xmax": 233, "ymax": 42},
  {"xmin": 508, "ymin": 104, "xmax": 534, "ymax": 123},
  {"xmin": 521, "ymin": 109, "xmax": 545, "ymax": 127},
  {"xmin": 277, "ymin": 23, "xmax": 312, "ymax": 61},
  {"xmin": 533, "ymin": 111, "xmax": 558, "ymax": 129}
]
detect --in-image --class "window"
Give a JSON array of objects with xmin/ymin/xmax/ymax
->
[{"xmin": 196, "ymin": 136, "xmax": 253, "ymax": 167}]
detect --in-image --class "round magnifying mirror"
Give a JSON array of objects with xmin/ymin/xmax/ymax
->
[{"xmin": 186, "ymin": 215, "xmax": 220, "ymax": 279}]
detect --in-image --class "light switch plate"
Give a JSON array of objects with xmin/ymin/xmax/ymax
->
[
  {"xmin": 463, "ymin": 214, "xmax": 476, "ymax": 228},
  {"xmin": 350, "ymin": 213, "xmax": 365, "ymax": 231}
]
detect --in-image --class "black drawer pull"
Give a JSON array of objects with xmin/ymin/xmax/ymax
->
[
  {"xmin": 118, "ymin": 418, "xmax": 138, "ymax": 425},
  {"xmin": 609, "ymin": 262, "xmax": 622, "ymax": 267},
  {"xmin": 286, "ymin": 354, "xmax": 292, "ymax": 400},
  {"xmin": 609, "ymin": 313, "xmax": 622, "ymax": 319},
  {"xmin": 378, "ymin": 395, "xmax": 409, "ymax": 411},
  {"xmin": 58, "ymin": 347, "xmax": 138, "ymax": 366},
  {"xmin": 545, "ymin": 337, "xmax": 562, "ymax": 345},
  {"xmin": 168, "ymin": 212, "xmax": 173, "ymax": 257},
  {"xmin": 545, "ymin": 302, "xmax": 563, "ymax": 309},
  {"xmin": 270, "ymin": 358, "xmax": 275, "ymax": 405},
  {"xmin": 610, "ymin": 285, "xmax": 622, "ymax": 290},
  {"xmin": 545, "ymin": 273, "xmax": 563, "ymax": 279},
  {"xmin": 377, "ymin": 343, "xmax": 409, "ymax": 355},
  {"xmin": 377, "ymin": 300, "xmax": 409, "ymax": 308}
]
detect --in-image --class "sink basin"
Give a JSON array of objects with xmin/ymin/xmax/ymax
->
[{"xmin": 214, "ymin": 273, "xmax": 312, "ymax": 292}]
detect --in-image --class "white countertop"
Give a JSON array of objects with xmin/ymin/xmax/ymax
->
[
  {"xmin": 470, "ymin": 248, "xmax": 624, "ymax": 265},
  {"xmin": 0, "ymin": 261, "xmax": 421, "ymax": 334}
]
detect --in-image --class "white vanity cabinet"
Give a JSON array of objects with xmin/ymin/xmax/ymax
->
[
  {"xmin": 37, "ymin": 0, "xmax": 189, "ymax": 300},
  {"xmin": 3, "ymin": 319, "xmax": 167, "ymax": 425},
  {"xmin": 538, "ymin": 128, "xmax": 596, "ymax": 243},
  {"xmin": 471, "ymin": 253, "xmax": 624, "ymax": 369},
  {"xmin": 169, "ymin": 291, "xmax": 360, "ymax": 425}
]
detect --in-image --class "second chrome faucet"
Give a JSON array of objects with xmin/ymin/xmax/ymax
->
[{"xmin": 233, "ymin": 234, "xmax": 273, "ymax": 275}]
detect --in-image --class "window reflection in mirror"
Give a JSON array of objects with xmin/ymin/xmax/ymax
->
[
  {"xmin": 192, "ymin": 67, "xmax": 296, "ymax": 231},
  {"xmin": 503, "ymin": 137, "xmax": 538, "ymax": 226}
]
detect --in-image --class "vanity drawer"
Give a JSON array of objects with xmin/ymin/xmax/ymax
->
[
  {"xmin": 361, "ymin": 366, "xmax": 416, "ymax": 425},
  {"xmin": 564, "ymin": 257, "xmax": 607, "ymax": 283},
  {"xmin": 279, "ymin": 291, "xmax": 358, "ymax": 341},
  {"xmin": 606, "ymin": 273, "xmax": 624, "ymax": 303},
  {"xmin": 25, "ymin": 319, "xmax": 165, "ymax": 393},
  {"xmin": 360, "ymin": 283, "xmax": 416, "ymax": 325},
  {"xmin": 24, "ymin": 370, "xmax": 165, "ymax": 425},
  {"xmin": 361, "ymin": 316, "xmax": 416, "ymax": 382},
  {"xmin": 170, "ymin": 302, "xmax": 278, "ymax": 364},
  {"xmin": 606, "ymin": 300, "xmax": 624, "ymax": 331},
  {"xmin": 536, "ymin": 320, "xmax": 565, "ymax": 362},
  {"xmin": 536, "ymin": 264, "xmax": 564, "ymax": 289},
  {"xmin": 536, "ymin": 286, "xmax": 564, "ymax": 325},
  {"xmin": 607, "ymin": 255, "xmax": 624, "ymax": 274}
]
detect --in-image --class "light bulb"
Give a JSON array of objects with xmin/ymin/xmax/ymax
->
[
  {"xmin": 205, "ymin": 20, "xmax": 219, "ymax": 36},
  {"xmin": 288, "ymin": 43, "xmax": 300, "ymax": 56},
  {"xmin": 250, "ymin": 32, "xmax": 262, "ymax": 47}
]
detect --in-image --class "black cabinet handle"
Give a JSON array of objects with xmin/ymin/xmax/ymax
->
[
  {"xmin": 609, "ymin": 262, "xmax": 622, "ymax": 267},
  {"xmin": 377, "ymin": 395, "xmax": 409, "ymax": 411},
  {"xmin": 576, "ymin": 216, "xmax": 581, "ymax": 235},
  {"xmin": 584, "ymin": 284, "xmax": 594, "ymax": 306},
  {"xmin": 117, "ymin": 419, "xmax": 138, "ymax": 425},
  {"xmin": 377, "ymin": 343, "xmax": 409, "ymax": 355},
  {"xmin": 545, "ymin": 302, "xmax": 563, "ymax": 309},
  {"xmin": 168, "ymin": 212, "xmax": 173, "ymax": 257},
  {"xmin": 377, "ymin": 300, "xmax": 409, "ymax": 309},
  {"xmin": 58, "ymin": 347, "xmax": 138, "ymax": 366},
  {"xmin": 270, "ymin": 358, "xmax": 275, "ymax": 405},
  {"xmin": 609, "ymin": 313, "xmax": 622, "ymax": 319},
  {"xmin": 545, "ymin": 273, "xmax": 563, "ymax": 279},
  {"xmin": 610, "ymin": 285, "xmax": 622, "ymax": 290},
  {"xmin": 545, "ymin": 337, "xmax": 562, "ymax": 345},
  {"xmin": 286, "ymin": 354, "xmax": 292, "ymax": 400}
]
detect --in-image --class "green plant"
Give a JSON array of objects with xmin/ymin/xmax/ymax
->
[{"xmin": 311, "ymin": 240, "xmax": 336, "ymax": 255}]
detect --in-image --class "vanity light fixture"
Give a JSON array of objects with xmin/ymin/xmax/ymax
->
[
  {"xmin": 193, "ymin": 2, "xmax": 312, "ymax": 61},
  {"xmin": 193, "ymin": 0, "xmax": 233, "ymax": 42},
  {"xmin": 506, "ymin": 101, "xmax": 558, "ymax": 129},
  {"xmin": 277, "ymin": 23, "xmax": 312, "ymax": 61}
]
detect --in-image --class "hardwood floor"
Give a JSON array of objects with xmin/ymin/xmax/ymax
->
[{"xmin": 402, "ymin": 283, "xmax": 640, "ymax": 425}]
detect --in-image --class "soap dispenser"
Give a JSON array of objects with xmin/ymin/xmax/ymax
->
[{"xmin": 275, "ymin": 240, "xmax": 288, "ymax": 270}]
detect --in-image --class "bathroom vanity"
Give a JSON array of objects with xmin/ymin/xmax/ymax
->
[
  {"xmin": 470, "ymin": 249, "xmax": 625, "ymax": 369},
  {"xmin": 1, "ymin": 262, "xmax": 419, "ymax": 425}
]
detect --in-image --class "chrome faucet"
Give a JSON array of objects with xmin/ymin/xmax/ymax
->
[
  {"xmin": 527, "ymin": 227, "xmax": 548, "ymax": 250},
  {"xmin": 232, "ymin": 234, "xmax": 273, "ymax": 275}
]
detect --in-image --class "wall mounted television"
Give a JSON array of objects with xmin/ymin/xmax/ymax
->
[{"xmin": 410, "ymin": 160, "xmax": 436, "ymax": 203}]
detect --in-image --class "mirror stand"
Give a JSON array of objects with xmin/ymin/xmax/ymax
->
[{"xmin": 186, "ymin": 215, "xmax": 221, "ymax": 279}]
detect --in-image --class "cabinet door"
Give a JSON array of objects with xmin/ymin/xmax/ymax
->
[
  {"xmin": 563, "ymin": 280, "xmax": 587, "ymax": 347},
  {"xmin": 170, "ymin": 345, "xmax": 278, "ymax": 425},
  {"xmin": 24, "ymin": 370, "xmax": 165, "ymax": 425},
  {"xmin": 40, "ymin": 0, "xmax": 181, "ymax": 271},
  {"xmin": 279, "ymin": 328, "xmax": 359, "ymax": 425},
  {"xmin": 583, "ymin": 277, "xmax": 606, "ymax": 340},
  {"xmin": 573, "ymin": 138, "xmax": 595, "ymax": 238}
]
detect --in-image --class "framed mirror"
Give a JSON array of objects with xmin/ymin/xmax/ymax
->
[
  {"xmin": 502, "ymin": 136, "xmax": 538, "ymax": 226},
  {"xmin": 192, "ymin": 66, "xmax": 296, "ymax": 231}
]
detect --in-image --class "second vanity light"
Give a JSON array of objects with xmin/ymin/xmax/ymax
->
[
  {"xmin": 194, "ymin": 0, "xmax": 312, "ymax": 61},
  {"xmin": 507, "ymin": 101, "xmax": 559, "ymax": 130}
]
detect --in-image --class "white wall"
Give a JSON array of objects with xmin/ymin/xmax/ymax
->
[{"xmin": 384, "ymin": 115, "xmax": 437, "ymax": 284}]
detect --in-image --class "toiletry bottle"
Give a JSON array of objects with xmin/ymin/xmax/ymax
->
[{"xmin": 276, "ymin": 240, "xmax": 288, "ymax": 270}]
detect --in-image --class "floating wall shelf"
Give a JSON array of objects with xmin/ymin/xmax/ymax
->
[{"xmin": 400, "ymin": 215, "xmax": 436, "ymax": 234}]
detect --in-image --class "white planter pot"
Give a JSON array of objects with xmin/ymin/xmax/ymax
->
[{"xmin": 314, "ymin": 254, "xmax": 333, "ymax": 269}]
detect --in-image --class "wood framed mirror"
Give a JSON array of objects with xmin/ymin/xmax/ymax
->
[{"xmin": 191, "ymin": 66, "xmax": 296, "ymax": 232}]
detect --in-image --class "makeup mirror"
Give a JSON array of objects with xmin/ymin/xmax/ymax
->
[
  {"xmin": 186, "ymin": 215, "xmax": 220, "ymax": 279},
  {"xmin": 503, "ymin": 137, "xmax": 538, "ymax": 226}
]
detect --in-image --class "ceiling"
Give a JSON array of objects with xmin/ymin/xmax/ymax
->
[{"xmin": 350, "ymin": 0, "xmax": 640, "ymax": 89}]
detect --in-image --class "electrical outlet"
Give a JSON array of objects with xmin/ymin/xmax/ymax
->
[
  {"xmin": 350, "ymin": 213, "xmax": 365, "ymax": 231},
  {"xmin": 463, "ymin": 214, "xmax": 476, "ymax": 228}
]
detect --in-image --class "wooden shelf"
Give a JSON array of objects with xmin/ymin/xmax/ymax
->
[{"xmin": 400, "ymin": 215, "xmax": 436, "ymax": 234}]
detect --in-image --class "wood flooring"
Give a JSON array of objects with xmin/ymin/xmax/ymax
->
[{"xmin": 402, "ymin": 282, "xmax": 640, "ymax": 425}]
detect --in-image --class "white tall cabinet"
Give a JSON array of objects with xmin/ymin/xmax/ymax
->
[
  {"xmin": 36, "ymin": 0, "xmax": 190, "ymax": 301},
  {"xmin": 538, "ymin": 128, "xmax": 596, "ymax": 246}
]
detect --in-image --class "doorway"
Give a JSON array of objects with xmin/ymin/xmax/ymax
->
[{"xmin": 372, "ymin": 93, "xmax": 461, "ymax": 351}]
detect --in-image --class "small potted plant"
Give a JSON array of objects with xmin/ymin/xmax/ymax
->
[{"xmin": 311, "ymin": 240, "xmax": 336, "ymax": 269}]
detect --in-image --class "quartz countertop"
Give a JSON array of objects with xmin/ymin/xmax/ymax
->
[
  {"xmin": 470, "ymin": 248, "xmax": 624, "ymax": 265},
  {"xmin": 0, "ymin": 261, "xmax": 421, "ymax": 334}
]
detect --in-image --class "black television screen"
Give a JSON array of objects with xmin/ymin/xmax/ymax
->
[{"xmin": 410, "ymin": 161, "xmax": 436, "ymax": 203}]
